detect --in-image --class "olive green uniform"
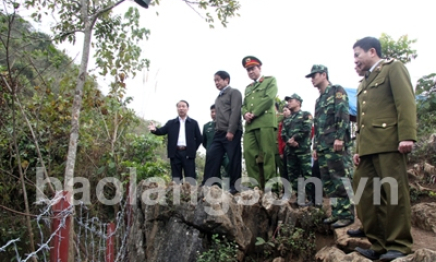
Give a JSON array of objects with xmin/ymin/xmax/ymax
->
[
  {"xmin": 242, "ymin": 76, "xmax": 278, "ymax": 188},
  {"xmin": 354, "ymin": 59, "xmax": 416, "ymax": 254}
]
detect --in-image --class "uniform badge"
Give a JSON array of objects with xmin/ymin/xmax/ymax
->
[
  {"xmin": 246, "ymin": 58, "xmax": 251, "ymax": 63},
  {"xmin": 335, "ymin": 92, "xmax": 343, "ymax": 99}
]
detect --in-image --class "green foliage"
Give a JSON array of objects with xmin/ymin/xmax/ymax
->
[
  {"xmin": 188, "ymin": 0, "xmax": 241, "ymax": 28},
  {"xmin": 197, "ymin": 234, "xmax": 238, "ymax": 262},
  {"xmin": 121, "ymin": 133, "xmax": 171, "ymax": 182},
  {"xmin": 411, "ymin": 74, "xmax": 436, "ymax": 164},
  {"xmin": 94, "ymin": 6, "xmax": 150, "ymax": 77},
  {"xmin": 255, "ymin": 223, "xmax": 316, "ymax": 261},
  {"xmin": 415, "ymin": 73, "xmax": 436, "ymax": 96},
  {"xmin": 0, "ymin": 11, "xmax": 170, "ymax": 258},
  {"xmin": 380, "ymin": 33, "xmax": 417, "ymax": 64}
]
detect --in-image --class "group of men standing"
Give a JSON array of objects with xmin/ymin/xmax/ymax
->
[{"xmin": 149, "ymin": 36, "xmax": 417, "ymax": 261}]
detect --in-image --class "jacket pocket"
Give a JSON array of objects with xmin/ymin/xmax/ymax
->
[
  {"xmin": 368, "ymin": 76, "xmax": 386, "ymax": 89},
  {"xmin": 372, "ymin": 117, "xmax": 397, "ymax": 129}
]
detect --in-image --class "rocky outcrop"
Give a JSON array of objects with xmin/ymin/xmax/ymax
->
[
  {"xmin": 334, "ymin": 225, "xmax": 371, "ymax": 253},
  {"xmin": 129, "ymin": 181, "xmax": 331, "ymax": 262},
  {"xmin": 127, "ymin": 181, "xmax": 325, "ymax": 262},
  {"xmin": 392, "ymin": 248, "xmax": 436, "ymax": 262},
  {"xmin": 315, "ymin": 246, "xmax": 372, "ymax": 262},
  {"xmin": 127, "ymin": 180, "xmax": 436, "ymax": 262},
  {"xmin": 315, "ymin": 247, "xmax": 436, "ymax": 262},
  {"xmin": 411, "ymin": 202, "xmax": 436, "ymax": 233}
]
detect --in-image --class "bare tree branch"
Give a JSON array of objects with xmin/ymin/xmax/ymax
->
[
  {"xmin": 184, "ymin": 0, "xmax": 206, "ymax": 20},
  {"xmin": 94, "ymin": 0, "xmax": 126, "ymax": 18}
]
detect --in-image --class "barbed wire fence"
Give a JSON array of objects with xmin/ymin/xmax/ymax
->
[{"xmin": 0, "ymin": 191, "xmax": 132, "ymax": 262}]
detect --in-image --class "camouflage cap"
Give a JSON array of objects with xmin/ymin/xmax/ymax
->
[
  {"xmin": 285, "ymin": 93, "xmax": 303, "ymax": 104},
  {"xmin": 305, "ymin": 64, "xmax": 328, "ymax": 78}
]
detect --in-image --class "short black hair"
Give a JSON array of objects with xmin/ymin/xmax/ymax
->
[
  {"xmin": 353, "ymin": 37, "xmax": 382, "ymax": 58},
  {"xmin": 177, "ymin": 100, "xmax": 189, "ymax": 107},
  {"xmin": 210, "ymin": 104, "xmax": 215, "ymax": 110},
  {"xmin": 215, "ymin": 71, "xmax": 231, "ymax": 84}
]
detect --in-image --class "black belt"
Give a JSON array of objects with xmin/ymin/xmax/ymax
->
[{"xmin": 176, "ymin": 146, "xmax": 186, "ymax": 151}]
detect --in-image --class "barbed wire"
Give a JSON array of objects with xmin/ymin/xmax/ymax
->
[{"xmin": 0, "ymin": 193, "xmax": 133, "ymax": 262}]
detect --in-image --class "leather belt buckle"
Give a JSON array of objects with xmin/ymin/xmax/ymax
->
[{"xmin": 177, "ymin": 146, "xmax": 186, "ymax": 151}]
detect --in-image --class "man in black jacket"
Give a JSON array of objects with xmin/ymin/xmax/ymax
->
[{"xmin": 148, "ymin": 100, "xmax": 202, "ymax": 183}]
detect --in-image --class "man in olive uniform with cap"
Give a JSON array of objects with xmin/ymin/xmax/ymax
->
[
  {"xmin": 281, "ymin": 94, "xmax": 314, "ymax": 205},
  {"xmin": 306, "ymin": 64, "xmax": 354, "ymax": 228},
  {"xmin": 241, "ymin": 56, "xmax": 278, "ymax": 190},
  {"xmin": 352, "ymin": 37, "xmax": 416, "ymax": 261}
]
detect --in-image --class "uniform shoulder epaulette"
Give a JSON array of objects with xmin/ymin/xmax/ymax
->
[
  {"xmin": 264, "ymin": 76, "xmax": 273, "ymax": 79},
  {"xmin": 384, "ymin": 58, "xmax": 395, "ymax": 64},
  {"xmin": 376, "ymin": 58, "xmax": 395, "ymax": 72},
  {"xmin": 331, "ymin": 84, "xmax": 345, "ymax": 91}
]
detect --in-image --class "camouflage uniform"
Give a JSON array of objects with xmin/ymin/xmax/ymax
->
[
  {"xmin": 314, "ymin": 84, "xmax": 354, "ymax": 220},
  {"xmin": 281, "ymin": 109, "xmax": 313, "ymax": 199}
]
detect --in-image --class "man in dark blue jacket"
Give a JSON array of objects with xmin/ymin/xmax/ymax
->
[{"xmin": 148, "ymin": 100, "xmax": 202, "ymax": 183}]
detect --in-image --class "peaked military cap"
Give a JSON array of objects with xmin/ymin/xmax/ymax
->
[
  {"xmin": 285, "ymin": 93, "xmax": 303, "ymax": 103},
  {"xmin": 242, "ymin": 56, "xmax": 262, "ymax": 68},
  {"xmin": 305, "ymin": 64, "xmax": 328, "ymax": 78}
]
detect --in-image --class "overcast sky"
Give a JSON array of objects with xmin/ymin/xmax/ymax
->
[{"xmin": 29, "ymin": 0, "xmax": 436, "ymax": 140}]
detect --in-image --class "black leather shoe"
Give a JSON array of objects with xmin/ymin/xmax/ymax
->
[
  {"xmin": 228, "ymin": 189, "xmax": 238, "ymax": 195},
  {"xmin": 347, "ymin": 228, "xmax": 366, "ymax": 237},
  {"xmin": 331, "ymin": 219, "xmax": 353, "ymax": 228},
  {"xmin": 355, "ymin": 247, "xmax": 380, "ymax": 260},
  {"xmin": 379, "ymin": 250, "xmax": 406, "ymax": 261}
]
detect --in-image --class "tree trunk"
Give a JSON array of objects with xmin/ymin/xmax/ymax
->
[{"xmin": 11, "ymin": 85, "xmax": 37, "ymax": 262}]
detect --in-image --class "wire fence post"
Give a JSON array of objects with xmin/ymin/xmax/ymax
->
[
  {"xmin": 50, "ymin": 191, "xmax": 71, "ymax": 262},
  {"xmin": 106, "ymin": 222, "xmax": 116, "ymax": 262}
]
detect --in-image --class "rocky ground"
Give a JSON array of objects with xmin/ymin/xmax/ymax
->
[{"xmin": 128, "ymin": 172, "xmax": 436, "ymax": 262}]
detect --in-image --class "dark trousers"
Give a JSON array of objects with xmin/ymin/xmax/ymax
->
[
  {"xmin": 277, "ymin": 153, "xmax": 288, "ymax": 180},
  {"xmin": 203, "ymin": 130, "xmax": 242, "ymax": 190},
  {"xmin": 170, "ymin": 149, "xmax": 196, "ymax": 183}
]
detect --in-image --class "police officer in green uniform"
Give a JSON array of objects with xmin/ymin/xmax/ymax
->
[
  {"xmin": 352, "ymin": 37, "xmax": 416, "ymax": 262},
  {"xmin": 281, "ymin": 94, "xmax": 314, "ymax": 205},
  {"xmin": 241, "ymin": 56, "xmax": 278, "ymax": 190},
  {"xmin": 306, "ymin": 64, "xmax": 354, "ymax": 229},
  {"xmin": 203, "ymin": 104, "xmax": 230, "ymax": 178}
]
